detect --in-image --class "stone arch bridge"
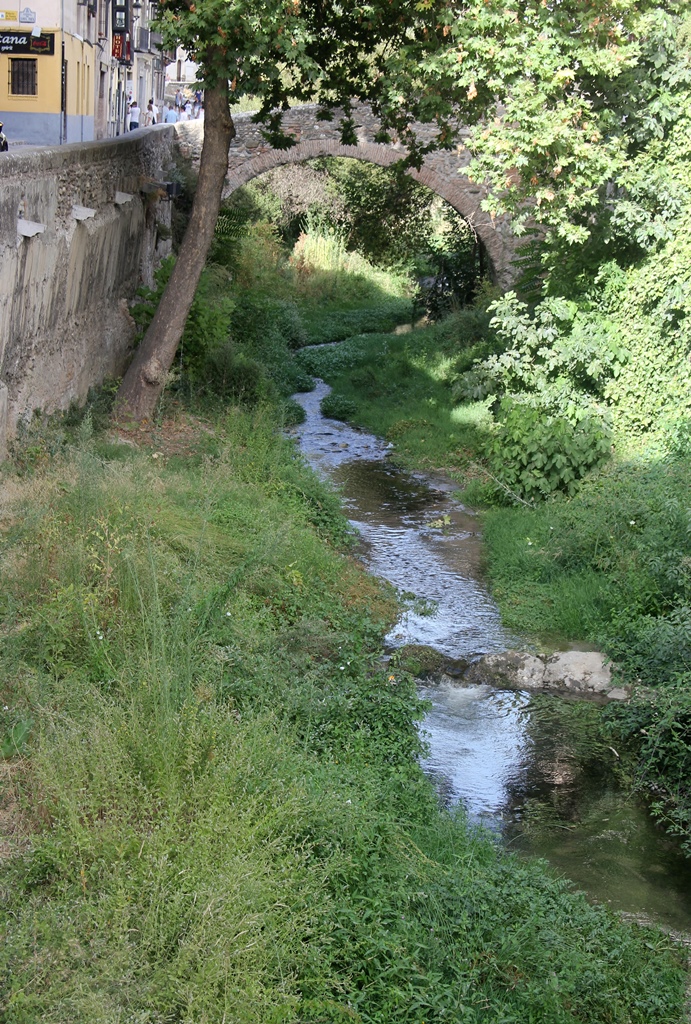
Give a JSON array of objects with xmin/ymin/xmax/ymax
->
[{"xmin": 176, "ymin": 102, "xmax": 518, "ymax": 289}]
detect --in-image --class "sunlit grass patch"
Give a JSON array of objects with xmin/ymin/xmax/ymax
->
[
  {"xmin": 298, "ymin": 326, "xmax": 493, "ymax": 476},
  {"xmin": 450, "ymin": 401, "xmax": 493, "ymax": 429}
]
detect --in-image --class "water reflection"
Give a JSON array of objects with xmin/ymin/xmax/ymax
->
[
  {"xmin": 418, "ymin": 679, "xmax": 529, "ymax": 822},
  {"xmin": 420, "ymin": 681, "xmax": 691, "ymax": 930}
]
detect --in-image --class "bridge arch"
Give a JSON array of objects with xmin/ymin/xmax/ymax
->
[{"xmin": 177, "ymin": 104, "xmax": 519, "ymax": 290}]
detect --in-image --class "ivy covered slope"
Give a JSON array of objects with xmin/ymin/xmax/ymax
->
[{"xmin": 0, "ymin": 409, "xmax": 686, "ymax": 1022}]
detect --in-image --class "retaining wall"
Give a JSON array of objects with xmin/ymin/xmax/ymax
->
[
  {"xmin": 0, "ymin": 125, "xmax": 176, "ymax": 455},
  {"xmin": 0, "ymin": 107, "xmax": 520, "ymax": 457}
]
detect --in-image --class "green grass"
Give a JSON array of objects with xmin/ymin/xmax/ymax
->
[
  {"xmin": 299, "ymin": 299, "xmax": 413, "ymax": 344},
  {"xmin": 0, "ymin": 404, "xmax": 686, "ymax": 1022},
  {"xmin": 297, "ymin": 318, "xmax": 495, "ymax": 474},
  {"xmin": 298, "ymin": 295, "xmax": 691, "ymax": 852},
  {"xmin": 222, "ymin": 220, "xmax": 414, "ymax": 346},
  {"xmin": 289, "ymin": 229, "xmax": 414, "ymax": 341},
  {"xmin": 296, "ymin": 300, "xmax": 691, "ymax": 856},
  {"xmin": 481, "ymin": 454, "xmax": 691, "ymax": 646}
]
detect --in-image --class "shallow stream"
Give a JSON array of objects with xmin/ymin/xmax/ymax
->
[{"xmin": 291, "ymin": 379, "xmax": 691, "ymax": 933}]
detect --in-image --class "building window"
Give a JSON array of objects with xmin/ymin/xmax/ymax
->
[{"xmin": 10, "ymin": 58, "xmax": 37, "ymax": 96}]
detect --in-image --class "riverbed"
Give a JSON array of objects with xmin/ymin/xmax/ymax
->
[{"xmin": 290, "ymin": 379, "xmax": 691, "ymax": 933}]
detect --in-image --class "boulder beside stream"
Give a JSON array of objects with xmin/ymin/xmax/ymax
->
[{"xmin": 464, "ymin": 650, "xmax": 629, "ymax": 700}]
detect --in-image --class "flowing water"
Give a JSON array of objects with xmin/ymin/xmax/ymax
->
[{"xmin": 291, "ymin": 379, "xmax": 691, "ymax": 933}]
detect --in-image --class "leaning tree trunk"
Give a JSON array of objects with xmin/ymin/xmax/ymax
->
[{"xmin": 114, "ymin": 80, "xmax": 235, "ymax": 422}]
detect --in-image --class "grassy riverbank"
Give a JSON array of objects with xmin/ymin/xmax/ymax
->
[
  {"xmin": 299, "ymin": 302, "xmax": 691, "ymax": 852},
  {"xmin": 0, "ymin": 398, "xmax": 686, "ymax": 1021}
]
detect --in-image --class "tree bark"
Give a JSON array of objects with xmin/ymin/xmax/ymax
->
[{"xmin": 114, "ymin": 80, "xmax": 235, "ymax": 422}]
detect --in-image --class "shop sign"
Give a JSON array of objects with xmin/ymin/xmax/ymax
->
[
  {"xmin": 0, "ymin": 11, "xmax": 19, "ymax": 20},
  {"xmin": 0, "ymin": 30, "xmax": 54, "ymax": 53},
  {"xmin": 112, "ymin": 31, "xmax": 131, "ymax": 63}
]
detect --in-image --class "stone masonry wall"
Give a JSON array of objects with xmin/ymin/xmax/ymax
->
[
  {"xmin": 0, "ymin": 126, "xmax": 177, "ymax": 455},
  {"xmin": 176, "ymin": 103, "xmax": 519, "ymax": 289}
]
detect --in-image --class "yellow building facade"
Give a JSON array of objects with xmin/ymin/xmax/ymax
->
[{"xmin": 0, "ymin": 1, "xmax": 97, "ymax": 145}]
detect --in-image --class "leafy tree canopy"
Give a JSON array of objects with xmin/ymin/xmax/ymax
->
[
  {"xmin": 156, "ymin": 0, "xmax": 454, "ymax": 153},
  {"xmin": 421, "ymin": 0, "xmax": 691, "ymax": 241},
  {"xmin": 156, "ymin": 0, "xmax": 690, "ymax": 242}
]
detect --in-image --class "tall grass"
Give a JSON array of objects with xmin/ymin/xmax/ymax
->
[
  {"xmin": 0, "ymin": 406, "xmax": 685, "ymax": 1021},
  {"xmin": 221, "ymin": 219, "xmax": 413, "ymax": 344}
]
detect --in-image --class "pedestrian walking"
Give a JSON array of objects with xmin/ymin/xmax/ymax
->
[
  {"xmin": 164, "ymin": 104, "xmax": 178, "ymax": 124},
  {"xmin": 129, "ymin": 100, "xmax": 140, "ymax": 129}
]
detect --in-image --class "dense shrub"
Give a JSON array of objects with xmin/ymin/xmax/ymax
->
[
  {"xmin": 320, "ymin": 392, "xmax": 357, "ymax": 421},
  {"xmin": 602, "ymin": 607, "xmax": 691, "ymax": 688},
  {"xmin": 605, "ymin": 676, "xmax": 691, "ymax": 854},
  {"xmin": 483, "ymin": 395, "xmax": 612, "ymax": 501},
  {"xmin": 130, "ymin": 259, "xmax": 234, "ymax": 384},
  {"xmin": 456, "ymin": 293, "xmax": 626, "ymax": 406},
  {"xmin": 197, "ymin": 344, "xmax": 268, "ymax": 403},
  {"xmin": 303, "ymin": 301, "xmax": 413, "ymax": 344},
  {"xmin": 207, "ymin": 205, "xmax": 250, "ymax": 270},
  {"xmin": 231, "ymin": 293, "xmax": 308, "ymax": 350}
]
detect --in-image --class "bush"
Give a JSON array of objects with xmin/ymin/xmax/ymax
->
[
  {"xmin": 230, "ymin": 294, "xmax": 307, "ymax": 350},
  {"xmin": 130, "ymin": 259, "xmax": 234, "ymax": 383},
  {"xmin": 320, "ymin": 392, "xmax": 357, "ymax": 421},
  {"xmin": 231, "ymin": 219, "xmax": 289, "ymax": 293},
  {"xmin": 207, "ymin": 205, "xmax": 250, "ymax": 270},
  {"xmin": 456, "ymin": 292, "xmax": 626, "ymax": 405},
  {"xmin": 483, "ymin": 395, "xmax": 612, "ymax": 501},
  {"xmin": 228, "ymin": 295, "xmax": 311, "ymax": 397},
  {"xmin": 198, "ymin": 343, "xmax": 268, "ymax": 404},
  {"xmin": 280, "ymin": 397, "xmax": 307, "ymax": 426},
  {"xmin": 601, "ymin": 606, "xmax": 691, "ymax": 687},
  {"xmin": 605, "ymin": 675, "xmax": 691, "ymax": 853}
]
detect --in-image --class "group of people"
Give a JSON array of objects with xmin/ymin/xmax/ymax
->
[
  {"xmin": 128, "ymin": 89, "xmax": 204, "ymax": 130},
  {"xmin": 174, "ymin": 88, "xmax": 204, "ymax": 120},
  {"xmin": 128, "ymin": 98, "xmax": 158, "ymax": 130}
]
